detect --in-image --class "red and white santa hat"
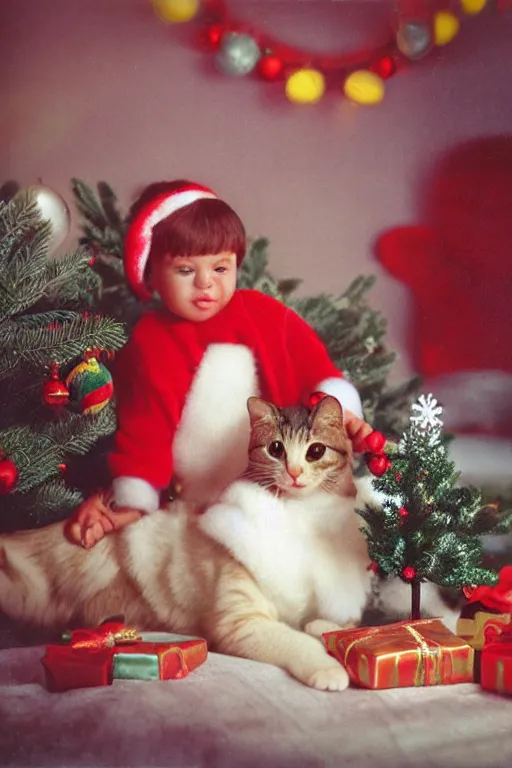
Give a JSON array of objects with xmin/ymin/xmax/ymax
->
[{"xmin": 124, "ymin": 181, "xmax": 217, "ymax": 300}]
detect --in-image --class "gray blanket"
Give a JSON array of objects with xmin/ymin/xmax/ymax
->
[{"xmin": 1, "ymin": 643, "xmax": 512, "ymax": 768}]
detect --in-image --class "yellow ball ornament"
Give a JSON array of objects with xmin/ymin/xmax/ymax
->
[
  {"xmin": 434, "ymin": 11, "xmax": 461, "ymax": 46},
  {"xmin": 285, "ymin": 69, "xmax": 325, "ymax": 105},
  {"xmin": 151, "ymin": 0, "xmax": 200, "ymax": 24},
  {"xmin": 460, "ymin": 0, "xmax": 487, "ymax": 14},
  {"xmin": 343, "ymin": 70, "xmax": 385, "ymax": 106}
]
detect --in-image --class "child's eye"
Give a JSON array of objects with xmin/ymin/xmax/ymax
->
[
  {"xmin": 177, "ymin": 267, "xmax": 193, "ymax": 275},
  {"xmin": 215, "ymin": 266, "xmax": 227, "ymax": 273}
]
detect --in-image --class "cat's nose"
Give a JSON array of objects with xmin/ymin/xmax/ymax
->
[{"xmin": 287, "ymin": 465, "xmax": 303, "ymax": 481}]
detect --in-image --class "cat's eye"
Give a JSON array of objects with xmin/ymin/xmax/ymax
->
[
  {"xmin": 306, "ymin": 443, "xmax": 326, "ymax": 462},
  {"xmin": 268, "ymin": 441, "xmax": 285, "ymax": 459}
]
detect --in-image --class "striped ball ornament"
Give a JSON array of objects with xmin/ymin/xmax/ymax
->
[{"xmin": 65, "ymin": 356, "xmax": 114, "ymax": 415}]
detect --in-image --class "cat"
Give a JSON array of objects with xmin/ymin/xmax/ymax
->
[{"xmin": 0, "ymin": 395, "xmax": 456, "ymax": 691}]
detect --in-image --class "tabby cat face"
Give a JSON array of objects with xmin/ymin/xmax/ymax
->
[{"xmin": 245, "ymin": 395, "xmax": 356, "ymax": 498}]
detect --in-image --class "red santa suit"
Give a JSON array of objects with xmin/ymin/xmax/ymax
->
[{"xmin": 109, "ymin": 289, "xmax": 362, "ymax": 511}]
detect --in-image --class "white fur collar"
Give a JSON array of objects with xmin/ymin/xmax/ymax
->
[{"xmin": 172, "ymin": 343, "xmax": 259, "ymax": 505}]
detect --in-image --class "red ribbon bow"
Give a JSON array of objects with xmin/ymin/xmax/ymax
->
[
  {"xmin": 465, "ymin": 566, "xmax": 512, "ymax": 614},
  {"xmin": 63, "ymin": 621, "xmax": 141, "ymax": 651}
]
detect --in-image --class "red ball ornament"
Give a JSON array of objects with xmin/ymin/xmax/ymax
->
[
  {"xmin": 395, "ymin": 472, "xmax": 402, "ymax": 481},
  {"xmin": 398, "ymin": 506, "xmax": 409, "ymax": 518},
  {"xmin": 205, "ymin": 22, "xmax": 225, "ymax": 50},
  {"xmin": 402, "ymin": 566, "xmax": 416, "ymax": 581},
  {"xmin": 367, "ymin": 453, "xmax": 388, "ymax": 477},
  {"xmin": 371, "ymin": 55, "xmax": 396, "ymax": 80},
  {"xmin": 365, "ymin": 430, "xmax": 386, "ymax": 453},
  {"xmin": 42, "ymin": 363, "xmax": 70, "ymax": 408},
  {"xmin": 0, "ymin": 456, "xmax": 19, "ymax": 494},
  {"xmin": 367, "ymin": 561, "xmax": 380, "ymax": 574},
  {"xmin": 257, "ymin": 54, "xmax": 285, "ymax": 82}
]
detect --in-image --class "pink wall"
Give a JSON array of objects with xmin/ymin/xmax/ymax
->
[{"xmin": 2, "ymin": 0, "xmax": 512, "ymax": 381}]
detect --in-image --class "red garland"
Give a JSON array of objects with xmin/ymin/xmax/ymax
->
[{"xmin": 200, "ymin": 0, "xmax": 405, "ymax": 84}]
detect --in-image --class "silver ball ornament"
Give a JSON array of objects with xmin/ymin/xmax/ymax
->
[
  {"xmin": 15, "ymin": 184, "xmax": 71, "ymax": 256},
  {"xmin": 215, "ymin": 32, "xmax": 261, "ymax": 77},
  {"xmin": 396, "ymin": 21, "xmax": 432, "ymax": 61}
]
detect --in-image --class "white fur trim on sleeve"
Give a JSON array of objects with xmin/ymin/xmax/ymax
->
[
  {"xmin": 112, "ymin": 477, "xmax": 160, "ymax": 513},
  {"xmin": 314, "ymin": 377, "xmax": 363, "ymax": 419}
]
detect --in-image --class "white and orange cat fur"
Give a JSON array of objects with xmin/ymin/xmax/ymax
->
[{"xmin": 0, "ymin": 345, "xmax": 455, "ymax": 691}]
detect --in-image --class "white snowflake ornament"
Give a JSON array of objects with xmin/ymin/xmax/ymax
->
[{"xmin": 410, "ymin": 393, "xmax": 443, "ymax": 431}]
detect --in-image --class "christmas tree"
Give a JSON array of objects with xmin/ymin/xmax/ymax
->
[
  {"xmin": 72, "ymin": 179, "xmax": 420, "ymax": 437},
  {"xmin": 0, "ymin": 193, "xmax": 126, "ymax": 532},
  {"xmin": 357, "ymin": 393, "xmax": 512, "ymax": 619}
]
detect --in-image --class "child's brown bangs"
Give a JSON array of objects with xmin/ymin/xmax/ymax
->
[{"xmin": 151, "ymin": 199, "xmax": 246, "ymax": 264}]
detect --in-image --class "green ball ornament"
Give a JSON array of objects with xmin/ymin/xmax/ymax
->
[{"xmin": 65, "ymin": 355, "xmax": 114, "ymax": 415}]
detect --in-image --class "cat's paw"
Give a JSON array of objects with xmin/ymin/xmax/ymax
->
[
  {"xmin": 305, "ymin": 619, "xmax": 357, "ymax": 639},
  {"xmin": 305, "ymin": 619, "xmax": 343, "ymax": 638},
  {"xmin": 308, "ymin": 665, "xmax": 350, "ymax": 692}
]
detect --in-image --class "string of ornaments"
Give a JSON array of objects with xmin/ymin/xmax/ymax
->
[{"xmin": 150, "ymin": 0, "xmax": 501, "ymax": 107}]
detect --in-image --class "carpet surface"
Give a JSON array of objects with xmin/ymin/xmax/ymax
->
[{"xmin": 1, "ymin": 643, "xmax": 512, "ymax": 768}]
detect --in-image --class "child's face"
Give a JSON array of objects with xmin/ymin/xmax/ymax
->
[{"xmin": 149, "ymin": 251, "xmax": 237, "ymax": 322}]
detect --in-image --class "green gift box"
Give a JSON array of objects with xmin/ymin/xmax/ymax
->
[{"xmin": 112, "ymin": 633, "xmax": 207, "ymax": 681}]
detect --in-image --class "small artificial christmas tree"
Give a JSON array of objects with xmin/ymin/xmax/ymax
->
[
  {"xmin": 0, "ymin": 193, "xmax": 126, "ymax": 531},
  {"xmin": 357, "ymin": 393, "xmax": 512, "ymax": 619},
  {"xmin": 72, "ymin": 179, "xmax": 419, "ymax": 437}
]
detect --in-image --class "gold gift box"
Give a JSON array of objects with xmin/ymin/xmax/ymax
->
[
  {"xmin": 323, "ymin": 618, "xmax": 474, "ymax": 690},
  {"xmin": 456, "ymin": 606, "xmax": 511, "ymax": 651}
]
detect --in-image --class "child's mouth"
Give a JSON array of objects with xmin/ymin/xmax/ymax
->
[{"xmin": 194, "ymin": 297, "xmax": 215, "ymax": 308}]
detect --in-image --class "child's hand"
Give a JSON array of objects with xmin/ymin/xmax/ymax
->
[
  {"xmin": 65, "ymin": 492, "xmax": 143, "ymax": 549},
  {"xmin": 343, "ymin": 410, "xmax": 374, "ymax": 453}
]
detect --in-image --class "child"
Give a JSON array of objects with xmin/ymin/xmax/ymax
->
[{"xmin": 66, "ymin": 180, "xmax": 372, "ymax": 548}]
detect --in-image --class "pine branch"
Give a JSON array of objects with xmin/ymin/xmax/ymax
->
[
  {"xmin": 237, "ymin": 239, "xmax": 272, "ymax": 291},
  {"xmin": 0, "ymin": 480, "xmax": 83, "ymax": 532},
  {"xmin": 71, "ymin": 178, "xmax": 126, "ymax": 258},
  {"xmin": 0, "ymin": 315, "xmax": 126, "ymax": 377},
  {"xmin": 97, "ymin": 181, "xmax": 125, "ymax": 232},
  {"xmin": 0, "ymin": 407, "xmax": 116, "ymax": 494},
  {"xmin": 42, "ymin": 249, "xmax": 102, "ymax": 305}
]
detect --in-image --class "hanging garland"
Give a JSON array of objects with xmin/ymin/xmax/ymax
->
[{"xmin": 151, "ymin": 0, "xmax": 510, "ymax": 106}]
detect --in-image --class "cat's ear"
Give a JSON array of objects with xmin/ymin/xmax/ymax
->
[
  {"xmin": 309, "ymin": 395, "xmax": 344, "ymax": 431},
  {"xmin": 247, "ymin": 397, "xmax": 279, "ymax": 425}
]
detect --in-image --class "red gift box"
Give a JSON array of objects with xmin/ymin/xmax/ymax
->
[
  {"xmin": 480, "ymin": 621, "xmax": 512, "ymax": 696},
  {"xmin": 323, "ymin": 618, "xmax": 474, "ymax": 690},
  {"xmin": 42, "ymin": 622, "xmax": 208, "ymax": 692}
]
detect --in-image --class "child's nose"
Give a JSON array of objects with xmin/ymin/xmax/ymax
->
[{"xmin": 194, "ymin": 271, "xmax": 212, "ymax": 290}]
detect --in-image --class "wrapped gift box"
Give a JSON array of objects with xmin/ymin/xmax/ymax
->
[
  {"xmin": 480, "ymin": 621, "xmax": 512, "ymax": 696},
  {"xmin": 42, "ymin": 622, "xmax": 207, "ymax": 692},
  {"xmin": 456, "ymin": 567, "xmax": 512, "ymax": 681},
  {"xmin": 323, "ymin": 618, "xmax": 474, "ymax": 690},
  {"xmin": 457, "ymin": 567, "xmax": 512, "ymax": 650}
]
